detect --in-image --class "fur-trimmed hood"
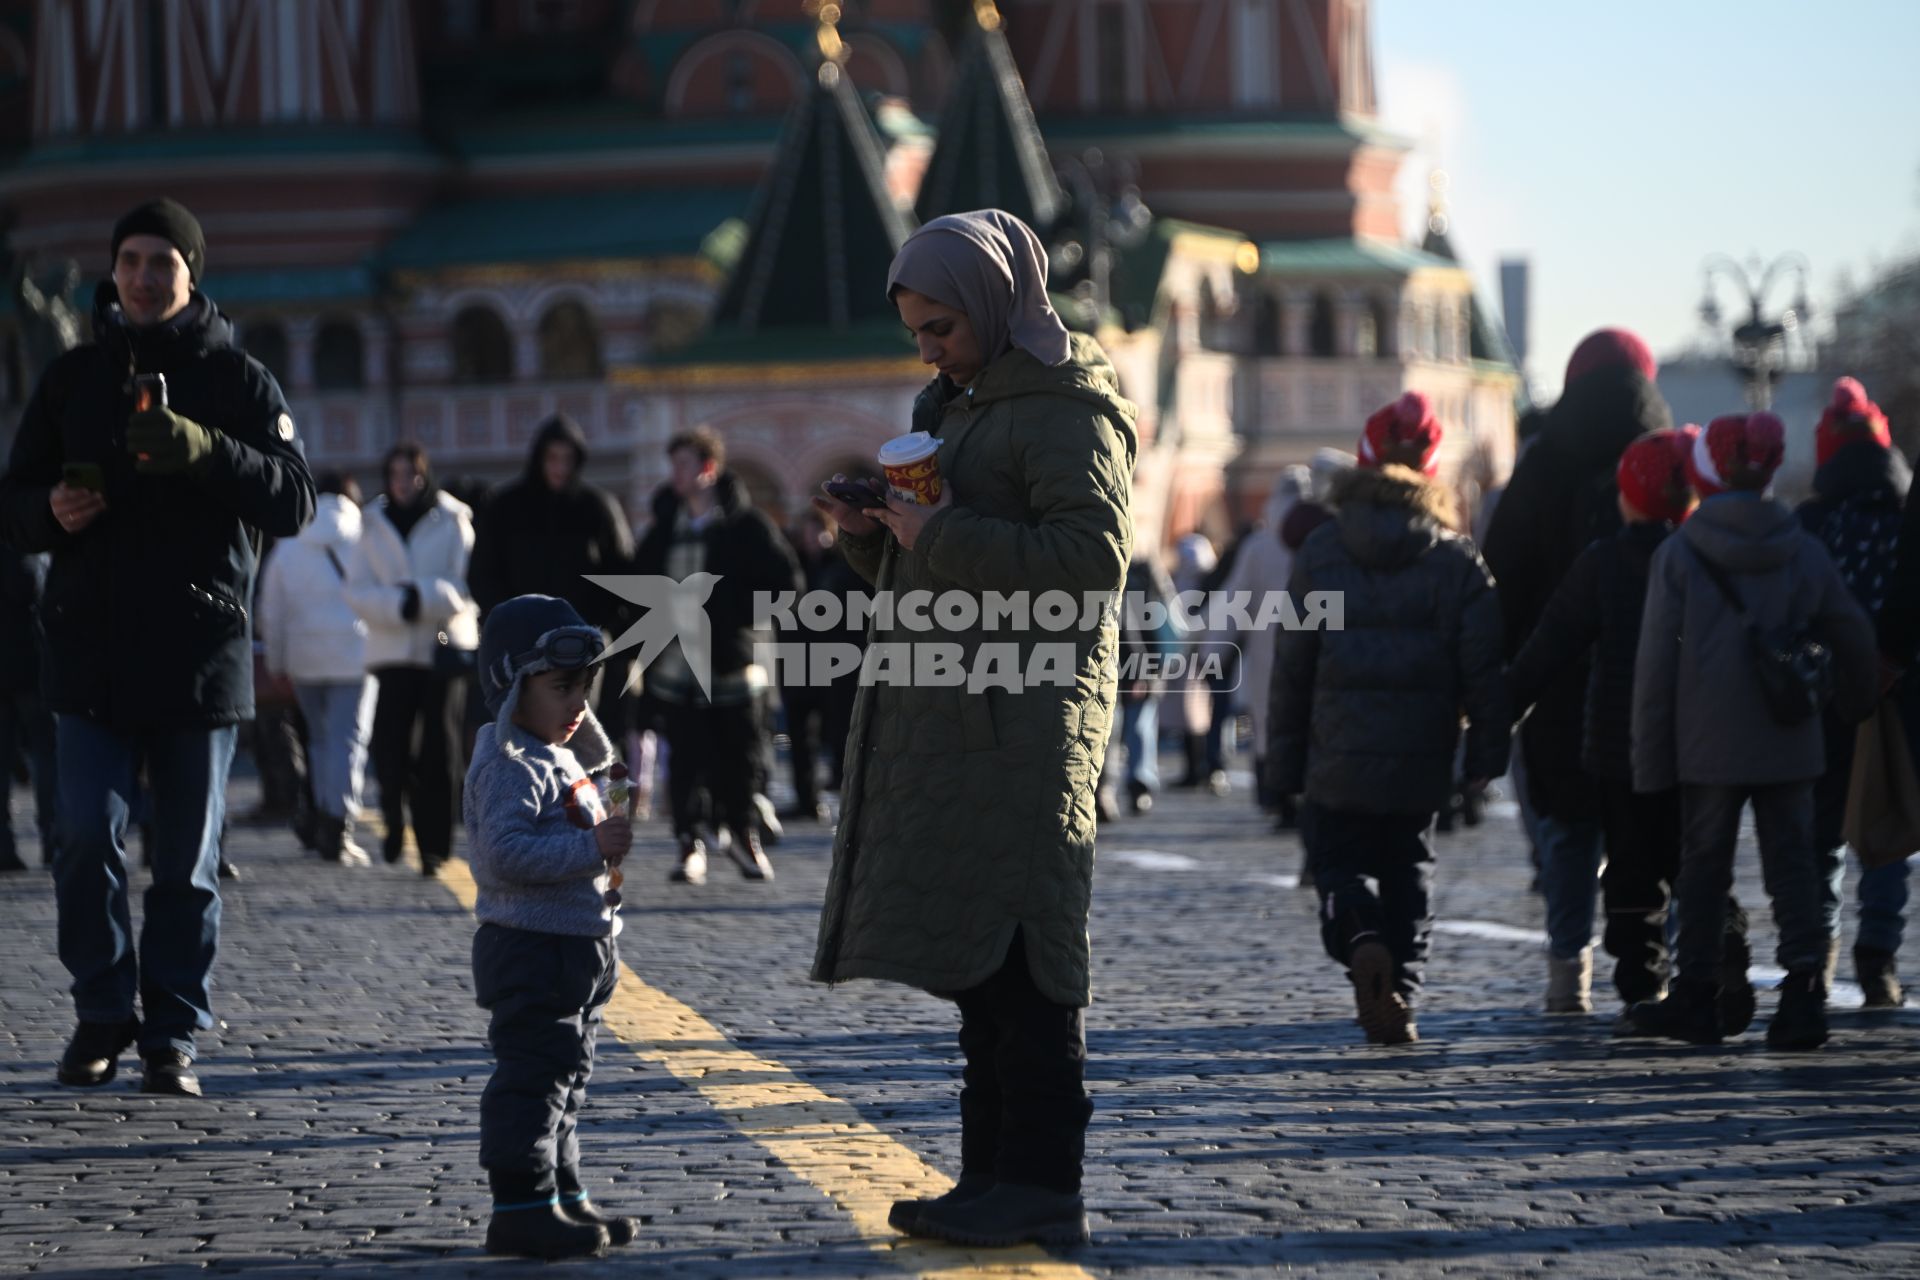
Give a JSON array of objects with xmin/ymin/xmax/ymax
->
[{"xmin": 1328, "ymin": 465, "xmax": 1458, "ymax": 570}]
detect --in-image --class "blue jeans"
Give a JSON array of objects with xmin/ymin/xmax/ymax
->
[
  {"xmin": 294, "ymin": 679, "xmax": 376, "ymax": 820},
  {"xmin": 1119, "ymin": 697, "xmax": 1159, "ymax": 792},
  {"xmin": 53, "ymin": 716, "xmax": 237, "ymax": 1059},
  {"xmin": 1818, "ymin": 852, "xmax": 1912, "ymax": 956},
  {"xmin": 1536, "ymin": 811, "xmax": 1606, "ymax": 959}
]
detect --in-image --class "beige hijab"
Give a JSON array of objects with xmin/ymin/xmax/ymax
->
[{"xmin": 886, "ymin": 210, "xmax": 1071, "ymax": 368}]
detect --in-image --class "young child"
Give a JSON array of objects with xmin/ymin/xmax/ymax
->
[
  {"xmin": 1509, "ymin": 429, "xmax": 1762, "ymax": 1028},
  {"xmin": 1270, "ymin": 393, "xmax": 1509, "ymax": 1045},
  {"xmin": 1628, "ymin": 413, "xmax": 1878, "ymax": 1050},
  {"xmin": 465, "ymin": 594, "xmax": 635, "ymax": 1259}
]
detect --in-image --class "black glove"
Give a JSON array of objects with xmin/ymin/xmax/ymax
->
[{"xmin": 400, "ymin": 583, "xmax": 421, "ymax": 623}]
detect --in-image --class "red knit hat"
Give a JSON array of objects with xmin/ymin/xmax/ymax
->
[
  {"xmin": 1358, "ymin": 391, "xmax": 1442, "ymax": 475},
  {"xmin": 1616, "ymin": 428, "xmax": 1694, "ymax": 524},
  {"xmin": 1814, "ymin": 376, "xmax": 1891, "ymax": 469},
  {"xmin": 1564, "ymin": 327, "xmax": 1657, "ymax": 387},
  {"xmin": 1688, "ymin": 412, "xmax": 1786, "ymax": 498}
]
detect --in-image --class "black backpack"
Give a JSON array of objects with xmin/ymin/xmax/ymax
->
[{"xmin": 1687, "ymin": 543, "xmax": 1833, "ymax": 725}]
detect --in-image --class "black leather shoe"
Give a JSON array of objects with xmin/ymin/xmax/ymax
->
[
  {"xmin": 1619, "ymin": 980, "xmax": 1721, "ymax": 1045},
  {"xmin": 56, "ymin": 1019, "xmax": 138, "ymax": 1087},
  {"xmin": 915, "ymin": 1182, "xmax": 1089, "ymax": 1247},
  {"xmin": 558, "ymin": 1194, "xmax": 638, "ymax": 1246},
  {"xmin": 889, "ymin": 1175, "xmax": 994, "ymax": 1236},
  {"xmin": 139, "ymin": 1049, "xmax": 203, "ymax": 1096},
  {"xmin": 486, "ymin": 1205, "xmax": 609, "ymax": 1260}
]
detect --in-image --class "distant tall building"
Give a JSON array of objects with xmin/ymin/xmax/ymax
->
[{"xmin": 1499, "ymin": 258, "xmax": 1530, "ymax": 370}]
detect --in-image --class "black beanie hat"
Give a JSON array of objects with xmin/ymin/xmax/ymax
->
[{"xmin": 111, "ymin": 198, "xmax": 206, "ymax": 283}]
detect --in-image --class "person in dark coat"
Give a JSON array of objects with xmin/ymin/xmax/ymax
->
[
  {"xmin": 468, "ymin": 414, "xmax": 636, "ymax": 738},
  {"xmin": 632, "ymin": 427, "xmax": 800, "ymax": 885},
  {"xmin": 1626, "ymin": 413, "xmax": 1879, "ymax": 1050},
  {"xmin": 1511, "ymin": 428, "xmax": 1758, "ymax": 1029},
  {"xmin": 1795, "ymin": 378, "xmax": 1912, "ymax": 1007},
  {"xmin": 0, "ymin": 547, "xmax": 56, "ymax": 871},
  {"xmin": 1482, "ymin": 328, "xmax": 1672, "ymax": 1013},
  {"xmin": 0, "ymin": 199, "xmax": 316, "ymax": 1096},
  {"xmin": 1271, "ymin": 393, "xmax": 1509, "ymax": 1046}
]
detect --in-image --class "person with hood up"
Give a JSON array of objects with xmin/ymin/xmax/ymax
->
[
  {"xmin": 810, "ymin": 210, "xmax": 1136, "ymax": 1249},
  {"xmin": 469, "ymin": 414, "xmax": 636, "ymax": 738},
  {"xmin": 259, "ymin": 473, "xmax": 377, "ymax": 865},
  {"xmin": 1224, "ymin": 465, "xmax": 1311, "ymax": 820},
  {"xmin": 1626, "ymin": 412, "xmax": 1878, "ymax": 1050},
  {"xmin": 1795, "ymin": 377, "xmax": 1913, "ymax": 1007},
  {"xmin": 346, "ymin": 442, "xmax": 479, "ymax": 876},
  {"xmin": 1271, "ymin": 391, "xmax": 1508, "ymax": 1047},
  {"xmin": 1482, "ymin": 328, "xmax": 1673, "ymax": 1013},
  {"xmin": 0, "ymin": 197, "xmax": 316, "ymax": 1097}
]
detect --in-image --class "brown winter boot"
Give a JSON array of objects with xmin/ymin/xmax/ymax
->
[{"xmin": 1349, "ymin": 940, "xmax": 1417, "ymax": 1045}]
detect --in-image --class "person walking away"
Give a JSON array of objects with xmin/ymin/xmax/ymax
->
[
  {"xmin": 464, "ymin": 594, "xmax": 635, "ymax": 1260},
  {"xmin": 0, "ymin": 198, "xmax": 315, "ymax": 1095},
  {"xmin": 347, "ymin": 443, "xmax": 479, "ymax": 875},
  {"xmin": 1509, "ymin": 429, "xmax": 1759, "ymax": 1029},
  {"xmin": 0, "ymin": 546, "xmax": 57, "ymax": 870},
  {"xmin": 1625, "ymin": 413, "xmax": 1878, "ymax": 1049},
  {"xmin": 1271, "ymin": 391, "xmax": 1508, "ymax": 1046},
  {"xmin": 1224, "ymin": 466, "xmax": 1309, "ymax": 819},
  {"xmin": 811, "ymin": 211, "xmax": 1134, "ymax": 1247},
  {"xmin": 1483, "ymin": 328, "xmax": 1672, "ymax": 1013},
  {"xmin": 1795, "ymin": 378, "xmax": 1912, "ymax": 1006},
  {"xmin": 1868, "ymin": 415, "xmax": 1920, "ymax": 1006},
  {"xmin": 259, "ymin": 472, "xmax": 377, "ymax": 865},
  {"xmin": 632, "ymin": 426, "xmax": 800, "ymax": 885}
]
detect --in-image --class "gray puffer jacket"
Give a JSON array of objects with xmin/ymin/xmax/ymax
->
[
  {"xmin": 1632, "ymin": 492, "xmax": 1878, "ymax": 792},
  {"xmin": 1269, "ymin": 466, "xmax": 1509, "ymax": 816}
]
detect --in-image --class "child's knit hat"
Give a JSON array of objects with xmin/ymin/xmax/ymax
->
[
  {"xmin": 1615, "ymin": 428, "xmax": 1694, "ymax": 524},
  {"xmin": 1814, "ymin": 376, "xmax": 1891, "ymax": 469},
  {"xmin": 1688, "ymin": 412, "xmax": 1786, "ymax": 498},
  {"xmin": 1358, "ymin": 391, "xmax": 1442, "ymax": 475}
]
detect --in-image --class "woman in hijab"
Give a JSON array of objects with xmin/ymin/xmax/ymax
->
[{"xmin": 810, "ymin": 211, "xmax": 1138, "ymax": 1248}]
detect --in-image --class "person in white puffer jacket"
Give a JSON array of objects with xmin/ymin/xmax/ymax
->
[
  {"xmin": 347, "ymin": 443, "xmax": 480, "ymax": 874},
  {"xmin": 260, "ymin": 475, "xmax": 376, "ymax": 865}
]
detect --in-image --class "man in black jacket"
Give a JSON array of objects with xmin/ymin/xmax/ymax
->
[
  {"xmin": 1482, "ymin": 328, "xmax": 1671, "ymax": 1013},
  {"xmin": 0, "ymin": 199, "xmax": 315, "ymax": 1096},
  {"xmin": 468, "ymin": 413, "xmax": 635, "ymax": 737},
  {"xmin": 633, "ymin": 427, "xmax": 799, "ymax": 885}
]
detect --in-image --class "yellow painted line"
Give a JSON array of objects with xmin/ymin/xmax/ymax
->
[{"xmin": 435, "ymin": 857, "xmax": 1097, "ymax": 1279}]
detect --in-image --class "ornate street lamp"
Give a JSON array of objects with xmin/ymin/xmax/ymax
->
[
  {"xmin": 1052, "ymin": 149, "xmax": 1154, "ymax": 324},
  {"xmin": 1698, "ymin": 252, "xmax": 1812, "ymax": 410}
]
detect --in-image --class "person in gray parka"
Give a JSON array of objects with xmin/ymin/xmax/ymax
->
[
  {"xmin": 1271, "ymin": 392, "xmax": 1509, "ymax": 1047},
  {"xmin": 1626, "ymin": 412, "xmax": 1878, "ymax": 1052}
]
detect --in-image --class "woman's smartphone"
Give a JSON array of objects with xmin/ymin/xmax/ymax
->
[
  {"xmin": 62, "ymin": 462, "xmax": 104, "ymax": 493},
  {"xmin": 823, "ymin": 479, "xmax": 889, "ymax": 510}
]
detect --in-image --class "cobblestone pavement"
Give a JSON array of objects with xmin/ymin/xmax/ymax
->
[{"xmin": 2, "ymin": 755, "xmax": 1917, "ymax": 1278}]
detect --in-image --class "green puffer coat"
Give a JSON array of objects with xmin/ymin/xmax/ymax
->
[{"xmin": 810, "ymin": 333, "xmax": 1137, "ymax": 1008}]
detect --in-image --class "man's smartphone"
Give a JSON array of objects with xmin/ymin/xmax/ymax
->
[
  {"xmin": 61, "ymin": 462, "xmax": 104, "ymax": 493},
  {"xmin": 823, "ymin": 479, "xmax": 889, "ymax": 510}
]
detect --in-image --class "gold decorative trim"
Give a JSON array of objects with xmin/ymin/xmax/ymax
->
[
  {"xmin": 611, "ymin": 356, "xmax": 928, "ymax": 388},
  {"xmin": 389, "ymin": 257, "xmax": 723, "ymax": 290}
]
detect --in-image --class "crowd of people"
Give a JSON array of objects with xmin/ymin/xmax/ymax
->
[{"xmin": 4, "ymin": 197, "xmax": 1917, "ymax": 1260}]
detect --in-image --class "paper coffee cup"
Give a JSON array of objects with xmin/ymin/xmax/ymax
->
[{"xmin": 878, "ymin": 432, "xmax": 943, "ymax": 506}]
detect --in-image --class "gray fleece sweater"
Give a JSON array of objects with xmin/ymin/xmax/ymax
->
[{"xmin": 463, "ymin": 706, "xmax": 622, "ymax": 938}]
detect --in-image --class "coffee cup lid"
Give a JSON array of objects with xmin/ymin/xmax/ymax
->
[{"xmin": 878, "ymin": 432, "xmax": 939, "ymax": 466}]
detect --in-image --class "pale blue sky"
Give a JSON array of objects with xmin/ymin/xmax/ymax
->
[{"xmin": 1374, "ymin": 0, "xmax": 1920, "ymax": 396}]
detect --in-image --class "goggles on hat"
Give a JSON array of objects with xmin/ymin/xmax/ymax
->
[{"xmin": 493, "ymin": 624, "xmax": 604, "ymax": 693}]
